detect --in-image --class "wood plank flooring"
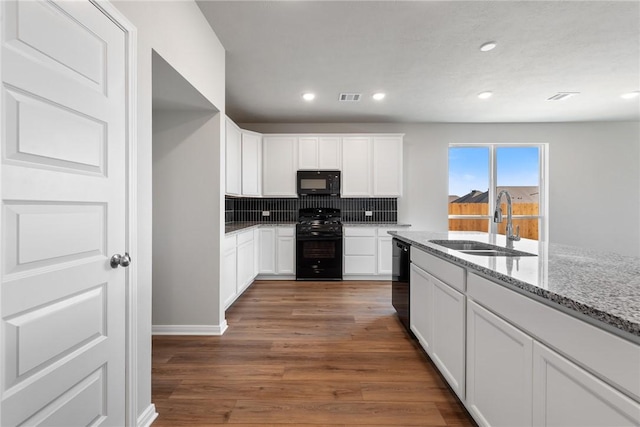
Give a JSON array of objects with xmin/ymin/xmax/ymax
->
[{"xmin": 152, "ymin": 280, "xmax": 476, "ymax": 426}]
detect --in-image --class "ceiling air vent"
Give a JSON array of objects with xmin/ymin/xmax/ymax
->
[
  {"xmin": 339, "ymin": 93, "xmax": 361, "ymax": 102},
  {"xmin": 547, "ymin": 92, "xmax": 580, "ymax": 101}
]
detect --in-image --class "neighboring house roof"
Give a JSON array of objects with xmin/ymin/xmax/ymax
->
[
  {"xmin": 450, "ymin": 186, "xmax": 539, "ymax": 203},
  {"xmin": 448, "ymin": 195, "xmax": 460, "ymax": 204}
]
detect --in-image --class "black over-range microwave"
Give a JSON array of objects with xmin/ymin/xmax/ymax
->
[{"xmin": 297, "ymin": 170, "xmax": 341, "ymax": 196}]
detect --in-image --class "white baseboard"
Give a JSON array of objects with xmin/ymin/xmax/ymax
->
[
  {"xmin": 137, "ymin": 403, "xmax": 158, "ymax": 427},
  {"xmin": 343, "ymin": 275, "xmax": 391, "ymax": 281},
  {"xmin": 152, "ymin": 321, "xmax": 228, "ymax": 336},
  {"xmin": 255, "ymin": 274, "xmax": 296, "ymax": 280}
]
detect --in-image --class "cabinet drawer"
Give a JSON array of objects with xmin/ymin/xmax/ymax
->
[
  {"xmin": 237, "ymin": 228, "xmax": 254, "ymax": 245},
  {"xmin": 277, "ymin": 226, "xmax": 295, "ymax": 237},
  {"xmin": 344, "ymin": 237, "xmax": 376, "ymax": 255},
  {"xmin": 411, "ymin": 248, "xmax": 466, "ymax": 292},
  {"xmin": 344, "ymin": 256, "xmax": 376, "ymax": 275},
  {"xmin": 344, "ymin": 227, "xmax": 376, "ymax": 237},
  {"xmin": 468, "ymin": 273, "xmax": 640, "ymax": 401},
  {"xmin": 224, "ymin": 235, "xmax": 236, "ymax": 252}
]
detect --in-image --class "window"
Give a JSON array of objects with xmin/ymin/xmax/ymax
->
[{"xmin": 448, "ymin": 144, "xmax": 547, "ymax": 241}]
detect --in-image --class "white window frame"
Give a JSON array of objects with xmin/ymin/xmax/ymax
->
[{"xmin": 448, "ymin": 143, "xmax": 549, "ymax": 242}]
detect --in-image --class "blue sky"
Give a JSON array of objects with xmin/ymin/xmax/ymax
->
[{"xmin": 448, "ymin": 147, "xmax": 539, "ymax": 197}]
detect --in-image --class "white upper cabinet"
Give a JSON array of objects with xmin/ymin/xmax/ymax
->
[
  {"xmin": 342, "ymin": 136, "xmax": 372, "ymax": 197},
  {"xmin": 342, "ymin": 135, "xmax": 403, "ymax": 197},
  {"xmin": 298, "ymin": 136, "xmax": 342, "ymax": 170},
  {"xmin": 318, "ymin": 136, "xmax": 341, "ymax": 169},
  {"xmin": 373, "ymin": 136, "xmax": 403, "ymax": 196},
  {"xmin": 241, "ymin": 131, "xmax": 262, "ymax": 196},
  {"xmin": 298, "ymin": 137, "xmax": 319, "ymax": 169},
  {"xmin": 237, "ymin": 130, "xmax": 401, "ymax": 198},
  {"xmin": 263, "ymin": 136, "xmax": 298, "ymax": 197},
  {"xmin": 225, "ymin": 118, "xmax": 242, "ymax": 196}
]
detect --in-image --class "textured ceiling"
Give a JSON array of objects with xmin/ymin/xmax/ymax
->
[{"xmin": 197, "ymin": 1, "xmax": 640, "ymax": 123}]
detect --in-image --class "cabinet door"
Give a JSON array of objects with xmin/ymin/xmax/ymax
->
[
  {"xmin": 225, "ymin": 119, "xmax": 242, "ymax": 195},
  {"xmin": 409, "ymin": 264, "xmax": 433, "ymax": 353},
  {"xmin": 377, "ymin": 234, "xmax": 393, "ymax": 275},
  {"xmin": 276, "ymin": 234, "xmax": 295, "ymax": 275},
  {"xmin": 222, "ymin": 244, "xmax": 237, "ymax": 309},
  {"xmin": 373, "ymin": 136, "xmax": 402, "ymax": 196},
  {"xmin": 467, "ymin": 300, "xmax": 533, "ymax": 427},
  {"xmin": 298, "ymin": 137, "xmax": 319, "ymax": 169},
  {"xmin": 237, "ymin": 240, "xmax": 254, "ymax": 294},
  {"xmin": 263, "ymin": 136, "xmax": 297, "ymax": 196},
  {"xmin": 431, "ymin": 276, "xmax": 466, "ymax": 400},
  {"xmin": 342, "ymin": 136, "xmax": 371, "ymax": 197},
  {"xmin": 533, "ymin": 342, "xmax": 640, "ymax": 427},
  {"xmin": 241, "ymin": 132, "xmax": 261, "ymax": 196},
  {"xmin": 253, "ymin": 228, "xmax": 260, "ymax": 278},
  {"xmin": 258, "ymin": 228, "xmax": 276, "ymax": 274},
  {"xmin": 318, "ymin": 136, "xmax": 341, "ymax": 169}
]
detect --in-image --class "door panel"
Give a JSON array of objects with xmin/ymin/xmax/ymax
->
[
  {"xmin": 5, "ymin": 88, "xmax": 106, "ymax": 173},
  {"xmin": 1, "ymin": 1, "xmax": 127, "ymax": 425}
]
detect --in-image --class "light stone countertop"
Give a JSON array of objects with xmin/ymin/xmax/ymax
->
[
  {"xmin": 388, "ymin": 230, "xmax": 640, "ymax": 342},
  {"xmin": 224, "ymin": 221, "xmax": 296, "ymax": 235},
  {"xmin": 225, "ymin": 221, "xmax": 410, "ymax": 235}
]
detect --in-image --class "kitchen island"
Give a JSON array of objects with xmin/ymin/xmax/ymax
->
[{"xmin": 388, "ymin": 230, "xmax": 640, "ymax": 427}]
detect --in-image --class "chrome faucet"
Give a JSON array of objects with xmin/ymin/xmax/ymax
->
[{"xmin": 494, "ymin": 190, "xmax": 520, "ymax": 246}]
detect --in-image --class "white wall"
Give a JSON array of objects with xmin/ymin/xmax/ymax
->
[
  {"xmin": 243, "ymin": 122, "xmax": 640, "ymax": 257},
  {"xmin": 111, "ymin": 1, "xmax": 226, "ymax": 423},
  {"xmin": 152, "ymin": 111, "xmax": 221, "ymax": 327}
]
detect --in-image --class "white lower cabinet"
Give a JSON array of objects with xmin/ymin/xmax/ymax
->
[
  {"xmin": 276, "ymin": 227, "xmax": 295, "ymax": 275},
  {"xmin": 410, "ymin": 262, "xmax": 465, "ymax": 399},
  {"xmin": 466, "ymin": 300, "xmax": 533, "ymax": 427},
  {"xmin": 410, "ymin": 263, "xmax": 434, "ymax": 353},
  {"xmin": 344, "ymin": 227, "xmax": 376, "ymax": 275},
  {"xmin": 409, "ymin": 247, "xmax": 640, "ymax": 427},
  {"xmin": 431, "ymin": 276, "xmax": 465, "ymax": 399},
  {"xmin": 258, "ymin": 228, "xmax": 276, "ymax": 274},
  {"xmin": 344, "ymin": 227, "xmax": 408, "ymax": 278},
  {"xmin": 223, "ymin": 228, "xmax": 258, "ymax": 310},
  {"xmin": 376, "ymin": 235, "xmax": 393, "ymax": 275},
  {"xmin": 236, "ymin": 234, "xmax": 255, "ymax": 294},
  {"xmin": 258, "ymin": 226, "xmax": 295, "ymax": 277},
  {"xmin": 532, "ymin": 342, "xmax": 640, "ymax": 427},
  {"xmin": 222, "ymin": 235, "xmax": 237, "ymax": 308}
]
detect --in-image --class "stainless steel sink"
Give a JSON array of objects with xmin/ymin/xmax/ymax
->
[{"xmin": 428, "ymin": 240, "xmax": 536, "ymax": 257}]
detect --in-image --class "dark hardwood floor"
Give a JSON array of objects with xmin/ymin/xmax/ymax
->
[{"xmin": 152, "ymin": 280, "xmax": 476, "ymax": 426}]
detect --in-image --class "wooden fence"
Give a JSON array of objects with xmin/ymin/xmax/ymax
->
[{"xmin": 448, "ymin": 203, "xmax": 539, "ymax": 240}]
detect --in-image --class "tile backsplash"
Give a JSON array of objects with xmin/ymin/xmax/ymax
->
[{"xmin": 225, "ymin": 196, "xmax": 397, "ymax": 223}]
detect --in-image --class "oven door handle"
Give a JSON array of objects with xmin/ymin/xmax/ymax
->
[{"xmin": 297, "ymin": 235, "xmax": 342, "ymax": 241}]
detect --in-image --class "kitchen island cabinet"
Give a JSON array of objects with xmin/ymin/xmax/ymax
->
[
  {"xmin": 410, "ymin": 250, "xmax": 466, "ymax": 401},
  {"xmin": 389, "ymin": 230, "xmax": 640, "ymax": 427}
]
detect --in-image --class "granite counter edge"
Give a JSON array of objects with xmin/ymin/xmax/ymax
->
[{"xmin": 388, "ymin": 232, "xmax": 640, "ymax": 342}]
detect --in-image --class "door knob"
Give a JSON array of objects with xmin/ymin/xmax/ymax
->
[{"xmin": 110, "ymin": 252, "xmax": 131, "ymax": 268}]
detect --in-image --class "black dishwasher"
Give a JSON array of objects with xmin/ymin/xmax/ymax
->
[{"xmin": 392, "ymin": 238, "xmax": 411, "ymax": 332}]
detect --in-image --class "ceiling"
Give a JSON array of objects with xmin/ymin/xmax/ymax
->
[{"xmin": 197, "ymin": 1, "xmax": 640, "ymax": 124}]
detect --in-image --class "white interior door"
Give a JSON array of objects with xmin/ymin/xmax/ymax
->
[{"xmin": 1, "ymin": 1, "xmax": 128, "ymax": 425}]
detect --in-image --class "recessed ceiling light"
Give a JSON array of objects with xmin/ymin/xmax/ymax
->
[
  {"xmin": 480, "ymin": 41, "xmax": 497, "ymax": 52},
  {"xmin": 621, "ymin": 91, "xmax": 640, "ymax": 99},
  {"xmin": 478, "ymin": 91, "xmax": 493, "ymax": 99},
  {"xmin": 372, "ymin": 92, "xmax": 386, "ymax": 101},
  {"xmin": 302, "ymin": 92, "xmax": 315, "ymax": 101}
]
